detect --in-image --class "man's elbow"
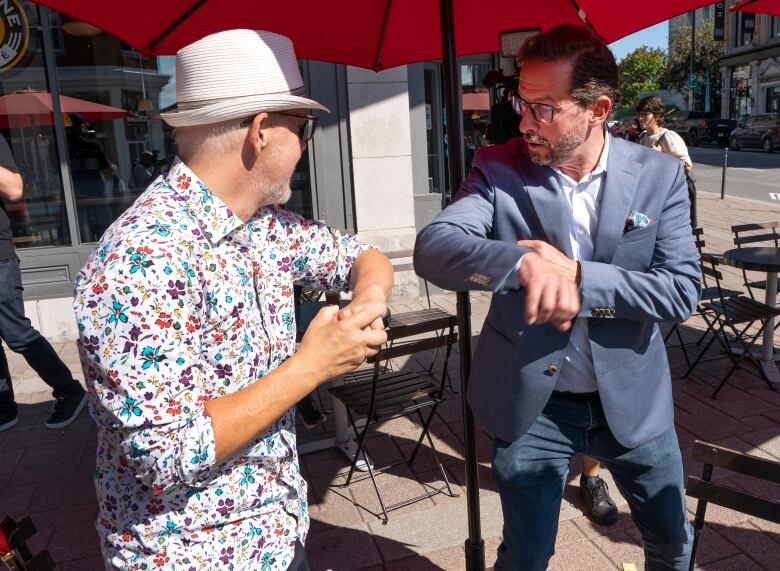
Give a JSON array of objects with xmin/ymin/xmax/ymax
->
[{"xmin": 0, "ymin": 174, "xmax": 23, "ymax": 202}]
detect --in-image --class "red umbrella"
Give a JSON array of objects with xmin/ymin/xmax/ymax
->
[
  {"xmin": 0, "ymin": 89, "xmax": 129, "ymax": 129},
  {"xmin": 35, "ymin": 0, "xmax": 715, "ymax": 70},
  {"xmin": 731, "ymin": 0, "xmax": 780, "ymax": 16}
]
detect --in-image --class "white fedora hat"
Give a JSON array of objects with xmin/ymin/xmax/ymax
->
[{"xmin": 161, "ymin": 29, "xmax": 329, "ymax": 127}]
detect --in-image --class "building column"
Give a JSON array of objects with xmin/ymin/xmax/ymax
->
[{"xmin": 346, "ymin": 66, "xmax": 418, "ymax": 302}]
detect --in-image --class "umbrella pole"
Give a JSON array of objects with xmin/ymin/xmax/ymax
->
[{"xmin": 438, "ymin": 1, "xmax": 485, "ymax": 570}]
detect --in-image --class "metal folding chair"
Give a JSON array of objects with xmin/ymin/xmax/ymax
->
[
  {"xmin": 328, "ymin": 315, "xmax": 458, "ymax": 524},
  {"xmin": 664, "ymin": 228, "xmax": 740, "ymax": 368},
  {"xmin": 686, "ymin": 440, "xmax": 780, "ymax": 571},
  {"xmin": 682, "ymin": 254, "xmax": 780, "ymax": 397},
  {"xmin": 731, "ymin": 221, "xmax": 780, "ymax": 300}
]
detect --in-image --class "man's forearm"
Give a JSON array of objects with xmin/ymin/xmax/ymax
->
[{"xmin": 350, "ymin": 248, "xmax": 393, "ymax": 302}]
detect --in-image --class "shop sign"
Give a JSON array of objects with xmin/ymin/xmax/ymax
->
[
  {"xmin": 713, "ymin": 2, "xmax": 725, "ymax": 41},
  {"xmin": 0, "ymin": 0, "xmax": 30, "ymax": 73}
]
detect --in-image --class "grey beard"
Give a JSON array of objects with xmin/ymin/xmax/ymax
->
[{"xmin": 525, "ymin": 124, "xmax": 588, "ymax": 166}]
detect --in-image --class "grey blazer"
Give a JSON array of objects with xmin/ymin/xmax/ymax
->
[{"xmin": 414, "ymin": 135, "xmax": 700, "ymax": 448}]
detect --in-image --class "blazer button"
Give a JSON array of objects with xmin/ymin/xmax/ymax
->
[
  {"xmin": 591, "ymin": 309, "xmax": 598, "ymax": 317},
  {"xmin": 547, "ymin": 364, "xmax": 558, "ymax": 375}
]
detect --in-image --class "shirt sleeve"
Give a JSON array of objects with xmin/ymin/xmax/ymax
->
[
  {"xmin": 273, "ymin": 206, "xmax": 373, "ymax": 292},
  {"xmin": 0, "ymin": 135, "xmax": 19, "ymax": 173},
  {"xmin": 661, "ymin": 130, "xmax": 692, "ymax": 171},
  {"xmin": 74, "ymin": 235, "xmax": 217, "ymax": 493}
]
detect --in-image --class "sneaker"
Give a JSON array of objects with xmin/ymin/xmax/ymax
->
[
  {"xmin": 45, "ymin": 385, "xmax": 88, "ymax": 430},
  {"xmin": 0, "ymin": 410, "xmax": 18, "ymax": 432},
  {"xmin": 580, "ymin": 475, "xmax": 618, "ymax": 526}
]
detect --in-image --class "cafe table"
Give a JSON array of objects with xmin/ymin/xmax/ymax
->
[{"xmin": 722, "ymin": 246, "xmax": 780, "ymax": 385}]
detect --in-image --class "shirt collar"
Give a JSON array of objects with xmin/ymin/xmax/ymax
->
[{"xmin": 164, "ymin": 158, "xmax": 245, "ymax": 245}]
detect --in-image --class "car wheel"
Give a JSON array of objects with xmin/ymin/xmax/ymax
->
[
  {"xmin": 730, "ymin": 136, "xmax": 740, "ymax": 151},
  {"xmin": 687, "ymin": 131, "xmax": 698, "ymax": 147},
  {"xmin": 624, "ymin": 132, "xmax": 631, "ymax": 141},
  {"xmin": 763, "ymin": 137, "xmax": 774, "ymax": 153}
]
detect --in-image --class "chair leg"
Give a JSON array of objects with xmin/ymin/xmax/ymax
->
[
  {"xmin": 713, "ymin": 322, "xmax": 764, "ymax": 398},
  {"xmin": 688, "ymin": 498, "xmax": 708, "ymax": 571},
  {"xmin": 683, "ymin": 323, "xmax": 721, "ymax": 378},
  {"xmin": 411, "ymin": 407, "xmax": 457, "ymax": 498},
  {"xmin": 343, "ymin": 408, "xmax": 390, "ymax": 524}
]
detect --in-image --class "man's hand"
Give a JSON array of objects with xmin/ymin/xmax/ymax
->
[
  {"xmin": 338, "ymin": 286, "xmax": 388, "ymax": 332},
  {"xmin": 295, "ymin": 304, "xmax": 388, "ymax": 384},
  {"xmin": 517, "ymin": 252, "xmax": 580, "ymax": 332},
  {"xmin": 517, "ymin": 240, "xmax": 579, "ymax": 284}
]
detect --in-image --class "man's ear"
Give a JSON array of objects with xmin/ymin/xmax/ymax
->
[
  {"xmin": 589, "ymin": 96, "xmax": 612, "ymax": 127},
  {"xmin": 246, "ymin": 112, "xmax": 271, "ymax": 156}
]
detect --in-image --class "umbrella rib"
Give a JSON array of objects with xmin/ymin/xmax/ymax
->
[
  {"xmin": 149, "ymin": 0, "xmax": 209, "ymax": 52},
  {"xmin": 374, "ymin": 0, "xmax": 393, "ymax": 71},
  {"xmin": 567, "ymin": 0, "xmax": 597, "ymax": 34},
  {"xmin": 730, "ymin": 0, "xmax": 758, "ymax": 10}
]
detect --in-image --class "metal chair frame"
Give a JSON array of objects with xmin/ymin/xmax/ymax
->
[
  {"xmin": 328, "ymin": 318, "xmax": 458, "ymax": 524},
  {"xmin": 665, "ymin": 228, "xmax": 741, "ymax": 368},
  {"xmin": 686, "ymin": 440, "xmax": 780, "ymax": 571},
  {"xmin": 682, "ymin": 254, "xmax": 780, "ymax": 397},
  {"xmin": 731, "ymin": 221, "xmax": 780, "ymax": 300}
]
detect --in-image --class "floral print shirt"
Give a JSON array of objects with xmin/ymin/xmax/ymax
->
[{"xmin": 74, "ymin": 159, "xmax": 370, "ymax": 570}]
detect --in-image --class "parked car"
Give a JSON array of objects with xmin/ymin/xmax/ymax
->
[
  {"xmin": 729, "ymin": 113, "xmax": 780, "ymax": 153},
  {"xmin": 610, "ymin": 116, "xmax": 640, "ymax": 141},
  {"xmin": 665, "ymin": 110, "xmax": 735, "ymax": 147}
]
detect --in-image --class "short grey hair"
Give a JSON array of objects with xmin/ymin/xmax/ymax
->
[{"xmin": 174, "ymin": 114, "xmax": 286, "ymax": 161}]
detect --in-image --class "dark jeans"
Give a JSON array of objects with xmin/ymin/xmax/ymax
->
[
  {"xmin": 0, "ymin": 258, "xmax": 78, "ymax": 415},
  {"xmin": 492, "ymin": 391, "xmax": 693, "ymax": 571}
]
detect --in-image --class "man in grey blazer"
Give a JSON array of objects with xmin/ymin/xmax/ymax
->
[{"xmin": 415, "ymin": 25, "xmax": 700, "ymax": 571}]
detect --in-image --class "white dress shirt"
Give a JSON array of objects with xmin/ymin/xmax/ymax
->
[{"xmin": 550, "ymin": 134, "xmax": 610, "ymax": 393}]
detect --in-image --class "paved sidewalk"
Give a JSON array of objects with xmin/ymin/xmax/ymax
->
[{"xmin": 1, "ymin": 191, "xmax": 779, "ymax": 570}]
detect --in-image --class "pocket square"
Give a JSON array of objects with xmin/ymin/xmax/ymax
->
[{"xmin": 624, "ymin": 210, "xmax": 653, "ymax": 233}]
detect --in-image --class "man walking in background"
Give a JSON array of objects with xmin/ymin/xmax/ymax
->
[{"xmin": 0, "ymin": 133, "xmax": 87, "ymax": 432}]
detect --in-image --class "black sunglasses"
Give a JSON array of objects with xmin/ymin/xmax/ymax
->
[{"xmin": 240, "ymin": 112, "xmax": 319, "ymax": 142}]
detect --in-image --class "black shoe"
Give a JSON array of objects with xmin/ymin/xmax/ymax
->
[
  {"xmin": 45, "ymin": 385, "xmax": 88, "ymax": 429},
  {"xmin": 580, "ymin": 475, "xmax": 618, "ymax": 526},
  {"xmin": 0, "ymin": 410, "xmax": 18, "ymax": 432}
]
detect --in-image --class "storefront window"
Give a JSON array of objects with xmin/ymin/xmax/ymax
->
[
  {"xmin": 461, "ymin": 63, "xmax": 492, "ymax": 173},
  {"xmin": 772, "ymin": 16, "xmax": 780, "ymax": 38},
  {"xmin": 0, "ymin": 2, "xmax": 71, "ymax": 249},
  {"xmin": 767, "ymin": 86, "xmax": 780, "ymax": 113}
]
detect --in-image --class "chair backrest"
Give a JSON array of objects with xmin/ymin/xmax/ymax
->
[
  {"xmin": 699, "ymin": 253, "xmax": 726, "ymax": 299},
  {"xmin": 731, "ymin": 221, "xmax": 780, "ymax": 248},
  {"xmin": 384, "ymin": 249, "xmax": 432, "ymax": 308},
  {"xmin": 692, "ymin": 227, "xmax": 710, "ymax": 288},
  {"xmin": 686, "ymin": 440, "xmax": 780, "ymax": 524}
]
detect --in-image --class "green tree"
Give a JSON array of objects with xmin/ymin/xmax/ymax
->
[
  {"xmin": 661, "ymin": 20, "xmax": 724, "ymax": 112},
  {"xmin": 618, "ymin": 47, "xmax": 666, "ymax": 110}
]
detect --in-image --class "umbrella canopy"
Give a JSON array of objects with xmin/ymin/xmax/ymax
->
[
  {"xmin": 731, "ymin": 0, "xmax": 780, "ymax": 16},
  {"xmin": 0, "ymin": 89, "xmax": 129, "ymax": 129},
  {"xmin": 35, "ymin": 0, "xmax": 715, "ymax": 70}
]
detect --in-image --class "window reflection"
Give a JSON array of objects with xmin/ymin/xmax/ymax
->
[{"xmin": 0, "ymin": 3, "xmax": 71, "ymax": 248}]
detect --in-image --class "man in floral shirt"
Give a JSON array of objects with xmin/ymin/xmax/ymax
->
[{"xmin": 73, "ymin": 30, "xmax": 392, "ymax": 570}]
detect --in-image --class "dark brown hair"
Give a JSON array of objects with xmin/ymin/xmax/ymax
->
[
  {"xmin": 518, "ymin": 24, "xmax": 620, "ymax": 106},
  {"xmin": 636, "ymin": 95, "xmax": 666, "ymax": 122}
]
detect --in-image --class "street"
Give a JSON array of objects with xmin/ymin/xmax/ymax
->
[{"xmin": 689, "ymin": 145, "xmax": 780, "ymax": 203}]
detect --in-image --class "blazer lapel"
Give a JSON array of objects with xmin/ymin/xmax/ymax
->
[
  {"xmin": 515, "ymin": 153, "xmax": 574, "ymax": 258},
  {"xmin": 593, "ymin": 136, "xmax": 640, "ymax": 263}
]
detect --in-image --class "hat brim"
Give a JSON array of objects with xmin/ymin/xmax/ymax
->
[{"xmin": 160, "ymin": 93, "xmax": 329, "ymax": 127}]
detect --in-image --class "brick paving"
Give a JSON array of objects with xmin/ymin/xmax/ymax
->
[{"xmin": 1, "ymin": 190, "xmax": 780, "ymax": 569}]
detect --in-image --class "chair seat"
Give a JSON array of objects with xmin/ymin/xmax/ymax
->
[
  {"xmin": 704, "ymin": 296, "xmax": 780, "ymax": 324},
  {"xmin": 329, "ymin": 370, "xmax": 439, "ymax": 419},
  {"xmin": 386, "ymin": 308, "xmax": 456, "ymax": 340},
  {"xmin": 700, "ymin": 286, "xmax": 741, "ymax": 302}
]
